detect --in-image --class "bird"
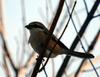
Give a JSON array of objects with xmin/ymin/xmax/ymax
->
[{"xmin": 25, "ymin": 21, "xmax": 94, "ymax": 58}]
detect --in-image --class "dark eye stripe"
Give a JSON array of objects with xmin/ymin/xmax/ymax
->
[
  {"xmin": 32, "ymin": 25, "xmax": 44, "ymax": 29},
  {"xmin": 27, "ymin": 24, "xmax": 45, "ymax": 30},
  {"xmin": 26, "ymin": 22, "xmax": 46, "ymax": 30}
]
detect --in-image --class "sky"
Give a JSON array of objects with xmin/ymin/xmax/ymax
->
[{"xmin": 0, "ymin": 0, "xmax": 100, "ymax": 77}]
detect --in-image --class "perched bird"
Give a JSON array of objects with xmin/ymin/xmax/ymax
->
[{"xmin": 25, "ymin": 21, "xmax": 94, "ymax": 58}]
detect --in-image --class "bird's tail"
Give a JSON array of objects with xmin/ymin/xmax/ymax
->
[
  {"xmin": 52, "ymin": 39, "xmax": 94, "ymax": 58},
  {"xmin": 65, "ymin": 51, "xmax": 94, "ymax": 58}
]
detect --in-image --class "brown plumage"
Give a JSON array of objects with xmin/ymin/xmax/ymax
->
[{"xmin": 25, "ymin": 21, "xmax": 94, "ymax": 58}]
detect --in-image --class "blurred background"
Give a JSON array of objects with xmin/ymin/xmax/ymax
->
[{"xmin": 0, "ymin": 0, "xmax": 100, "ymax": 77}]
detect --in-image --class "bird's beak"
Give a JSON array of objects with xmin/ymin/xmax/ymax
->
[{"xmin": 25, "ymin": 25, "xmax": 29, "ymax": 29}]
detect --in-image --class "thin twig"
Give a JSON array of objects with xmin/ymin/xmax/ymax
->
[
  {"xmin": 75, "ymin": 29, "xmax": 100, "ymax": 77},
  {"xmin": 31, "ymin": 0, "xmax": 65, "ymax": 76},
  {"xmin": 93, "ymin": 14, "xmax": 100, "ymax": 18},
  {"xmin": 39, "ymin": 0, "xmax": 76, "ymax": 72},
  {"xmin": 3, "ymin": 55, "xmax": 10, "ymax": 77},
  {"xmin": 59, "ymin": 1, "xmax": 76, "ymax": 39},
  {"xmin": 82, "ymin": 66, "xmax": 100, "ymax": 72},
  {"xmin": 42, "ymin": 62, "xmax": 48, "ymax": 77},
  {"xmin": 83, "ymin": 0, "xmax": 89, "ymax": 14},
  {"xmin": 56, "ymin": 1, "xmax": 77, "ymax": 77},
  {"xmin": 73, "ymin": 21, "xmax": 99, "ymax": 77},
  {"xmin": 56, "ymin": 0, "xmax": 100, "ymax": 77}
]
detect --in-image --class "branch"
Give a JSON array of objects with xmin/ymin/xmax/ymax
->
[
  {"xmin": 83, "ymin": 0, "xmax": 88, "ymax": 14},
  {"xmin": 3, "ymin": 55, "xmax": 10, "ymax": 77},
  {"xmin": 75, "ymin": 29, "xmax": 100, "ymax": 77},
  {"xmin": 31, "ymin": 0, "xmax": 65, "ymax": 76},
  {"xmin": 93, "ymin": 14, "xmax": 100, "ymax": 18},
  {"xmin": 56, "ymin": 0, "xmax": 100, "ymax": 77},
  {"xmin": 0, "ymin": 33, "xmax": 19, "ymax": 77}
]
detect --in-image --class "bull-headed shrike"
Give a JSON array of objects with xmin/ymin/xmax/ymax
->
[{"xmin": 25, "ymin": 21, "xmax": 94, "ymax": 58}]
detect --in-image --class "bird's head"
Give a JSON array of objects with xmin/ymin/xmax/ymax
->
[{"xmin": 25, "ymin": 21, "xmax": 46, "ymax": 30}]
